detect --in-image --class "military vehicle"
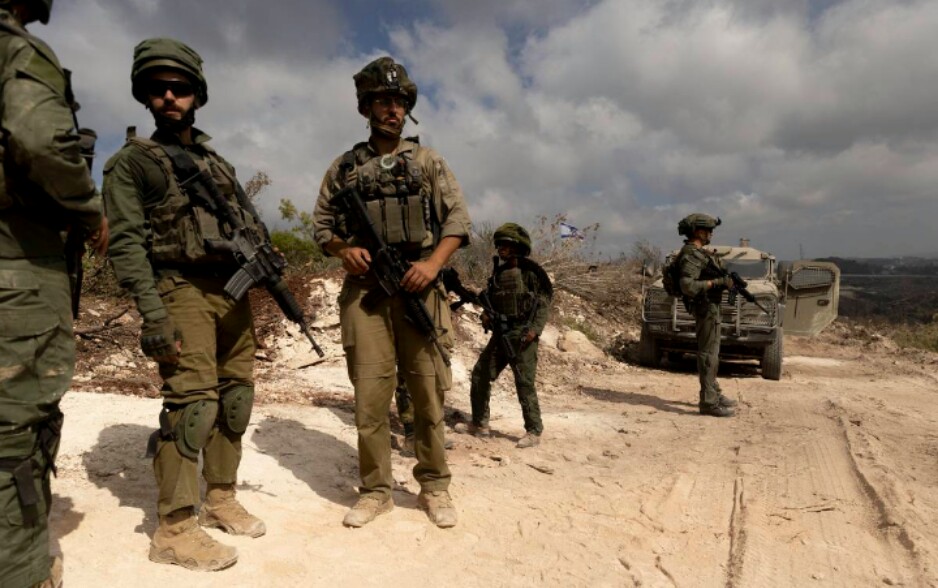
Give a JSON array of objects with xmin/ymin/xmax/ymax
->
[{"xmin": 639, "ymin": 240, "xmax": 840, "ymax": 380}]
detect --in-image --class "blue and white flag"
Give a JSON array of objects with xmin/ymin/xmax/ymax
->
[{"xmin": 559, "ymin": 222, "xmax": 584, "ymax": 240}]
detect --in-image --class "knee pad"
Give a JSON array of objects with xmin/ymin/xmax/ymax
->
[
  {"xmin": 173, "ymin": 400, "xmax": 219, "ymax": 459},
  {"xmin": 219, "ymin": 384, "xmax": 254, "ymax": 435}
]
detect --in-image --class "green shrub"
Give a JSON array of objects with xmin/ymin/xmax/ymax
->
[{"xmin": 270, "ymin": 230, "xmax": 326, "ymax": 271}]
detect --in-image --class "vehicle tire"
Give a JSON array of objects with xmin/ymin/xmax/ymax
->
[
  {"xmin": 667, "ymin": 351, "xmax": 684, "ymax": 364},
  {"xmin": 761, "ymin": 328, "xmax": 783, "ymax": 380},
  {"xmin": 638, "ymin": 324, "xmax": 661, "ymax": 367}
]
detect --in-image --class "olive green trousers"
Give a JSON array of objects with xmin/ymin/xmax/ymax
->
[
  {"xmin": 339, "ymin": 279, "xmax": 453, "ymax": 497},
  {"xmin": 469, "ymin": 329, "xmax": 543, "ymax": 435},
  {"xmin": 152, "ymin": 275, "xmax": 254, "ymax": 516},
  {"xmin": 0, "ymin": 257, "xmax": 71, "ymax": 588},
  {"xmin": 693, "ymin": 301, "xmax": 723, "ymax": 408}
]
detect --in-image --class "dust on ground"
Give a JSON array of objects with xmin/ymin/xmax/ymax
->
[{"xmin": 56, "ymin": 272, "xmax": 938, "ymax": 587}]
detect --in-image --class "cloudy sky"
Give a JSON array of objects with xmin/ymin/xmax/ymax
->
[{"xmin": 39, "ymin": 0, "xmax": 938, "ymax": 259}]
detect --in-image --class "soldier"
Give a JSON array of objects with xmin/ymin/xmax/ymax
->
[
  {"xmin": 464, "ymin": 224, "xmax": 552, "ymax": 448},
  {"xmin": 0, "ymin": 1, "xmax": 107, "ymax": 586},
  {"xmin": 313, "ymin": 57, "xmax": 470, "ymax": 529},
  {"xmin": 676, "ymin": 213, "xmax": 737, "ymax": 417},
  {"xmin": 103, "ymin": 38, "xmax": 268, "ymax": 570}
]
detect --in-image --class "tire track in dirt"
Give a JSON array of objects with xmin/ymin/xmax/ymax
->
[
  {"xmin": 829, "ymin": 398, "xmax": 936, "ymax": 587},
  {"xmin": 730, "ymin": 392, "xmax": 916, "ymax": 587}
]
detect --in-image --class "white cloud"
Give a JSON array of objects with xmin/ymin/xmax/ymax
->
[{"xmin": 31, "ymin": 0, "xmax": 938, "ymax": 259}]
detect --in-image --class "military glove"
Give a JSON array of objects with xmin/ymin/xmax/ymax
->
[
  {"xmin": 141, "ymin": 318, "xmax": 182, "ymax": 362},
  {"xmin": 714, "ymin": 276, "xmax": 734, "ymax": 290}
]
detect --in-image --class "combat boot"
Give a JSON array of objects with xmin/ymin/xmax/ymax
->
[
  {"xmin": 516, "ymin": 433, "xmax": 541, "ymax": 449},
  {"xmin": 700, "ymin": 404, "xmax": 735, "ymax": 417},
  {"xmin": 149, "ymin": 508, "xmax": 238, "ymax": 571},
  {"xmin": 417, "ymin": 490, "xmax": 457, "ymax": 528},
  {"xmin": 718, "ymin": 395, "xmax": 738, "ymax": 407},
  {"xmin": 454, "ymin": 422, "xmax": 490, "ymax": 438},
  {"xmin": 343, "ymin": 493, "xmax": 393, "ymax": 528},
  {"xmin": 199, "ymin": 483, "xmax": 266, "ymax": 537}
]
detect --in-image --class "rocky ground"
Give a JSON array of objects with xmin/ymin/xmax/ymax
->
[{"xmin": 52, "ymin": 273, "xmax": 938, "ymax": 587}]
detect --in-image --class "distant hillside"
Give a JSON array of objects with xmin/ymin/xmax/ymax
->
[{"xmin": 816, "ymin": 256, "xmax": 938, "ymax": 276}]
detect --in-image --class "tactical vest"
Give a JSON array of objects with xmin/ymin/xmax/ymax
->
[
  {"xmin": 339, "ymin": 141, "xmax": 433, "ymax": 252},
  {"xmin": 124, "ymin": 134, "xmax": 263, "ymax": 266},
  {"xmin": 489, "ymin": 266, "xmax": 536, "ymax": 319}
]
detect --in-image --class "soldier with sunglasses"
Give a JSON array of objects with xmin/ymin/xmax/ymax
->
[{"xmin": 102, "ymin": 38, "xmax": 270, "ymax": 571}]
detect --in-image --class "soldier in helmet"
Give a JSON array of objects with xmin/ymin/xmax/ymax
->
[
  {"xmin": 0, "ymin": 1, "xmax": 107, "ymax": 586},
  {"xmin": 677, "ymin": 213, "xmax": 738, "ymax": 417},
  {"xmin": 464, "ymin": 223, "xmax": 553, "ymax": 448},
  {"xmin": 313, "ymin": 57, "xmax": 471, "ymax": 529},
  {"xmin": 103, "ymin": 38, "xmax": 271, "ymax": 570}
]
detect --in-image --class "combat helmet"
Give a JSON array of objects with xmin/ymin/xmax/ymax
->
[
  {"xmin": 131, "ymin": 38, "xmax": 208, "ymax": 107},
  {"xmin": 678, "ymin": 213, "xmax": 721, "ymax": 237},
  {"xmin": 493, "ymin": 223, "xmax": 532, "ymax": 257},
  {"xmin": 0, "ymin": 0, "xmax": 52, "ymax": 23},
  {"xmin": 354, "ymin": 57, "xmax": 418, "ymax": 113},
  {"xmin": 33, "ymin": 0, "xmax": 52, "ymax": 23}
]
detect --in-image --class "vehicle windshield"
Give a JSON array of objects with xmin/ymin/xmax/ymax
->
[{"xmin": 724, "ymin": 259, "xmax": 769, "ymax": 279}]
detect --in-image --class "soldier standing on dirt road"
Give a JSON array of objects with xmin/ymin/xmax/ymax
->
[
  {"xmin": 0, "ymin": 1, "xmax": 107, "ymax": 585},
  {"xmin": 313, "ymin": 56, "xmax": 471, "ymax": 529},
  {"xmin": 461, "ymin": 224, "xmax": 553, "ymax": 448},
  {"xmin": 677, "ymin": 213, "xmax": 738, "ymax": 417},
  {"xmin": 103, "ymin": 38, "xmax": 270, "ymax": 571}
]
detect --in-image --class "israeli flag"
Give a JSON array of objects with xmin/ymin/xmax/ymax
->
[{"xmin": 559, "ymin": 222, "xmax": 584, "ymax": 240}]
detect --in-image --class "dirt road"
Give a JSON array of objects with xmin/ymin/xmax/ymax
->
[{"xmin": 47, "ymin": 329, "xmax": 938, "ymax": 587}]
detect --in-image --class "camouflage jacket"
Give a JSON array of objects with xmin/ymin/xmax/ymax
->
[
  {"xmin": 679, "ymin": 242, "xmax": 726, "ymax": 305},
  {"xmin": 0, "ymin": 10, "xmax": 102, "ymax": 259}
]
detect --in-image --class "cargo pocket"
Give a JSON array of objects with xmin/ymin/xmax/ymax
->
[
  {"xmin": 337, "ymin": 281, "xmax": 356, "ymax": 350},
  {"xmin": 0, "ymin": 270, "xmax": 59, "ymax": 399}
]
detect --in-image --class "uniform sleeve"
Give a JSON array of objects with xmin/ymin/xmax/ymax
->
[
  {"xmin": 424, "ymin": 148, "xmax": 470, "ymax": 246},
  {"xmin": 679, "ymin": 249, "xmax": 710, "ymax": 298},
  {"xmin": 526, "ymin": 270, "xmax": 552, "ymax": 335},
  {"xmin": 1, "ymin": 36, "xmax": 101, "ymax": 231},
  {"xmin": 312, "ymin": 155, "xmax": 344, "ymax": 250},
  {"xmin": 102, "ymin": 149, "xmax": 166, "ymax": 322}
]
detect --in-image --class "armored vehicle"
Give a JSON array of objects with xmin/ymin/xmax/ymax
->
[{"xmin": 639, "ymin": 241, "xmax": 840, "ymax": 380}]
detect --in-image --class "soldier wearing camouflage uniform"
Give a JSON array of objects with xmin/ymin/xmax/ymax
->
[
  {"xmin": 465, "ymin": 224, "xmax": 552, "ymax": 448},
  {"xmin": 0, "ymin": 1, "xmax": 107, "ymax": 585},
  {"xmin": 103, "ymin": 38, "xmax": 268, "ymax": 571},
  {"xmin": 677, "ymin": 214, "xmax": 737, "ymax": 417},
  {"xmin": 313, "ymin": 57, "xmax": 471, "ymax": 529}
]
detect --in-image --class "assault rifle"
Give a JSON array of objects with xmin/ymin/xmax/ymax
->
[
  {"xmin": 169, "ymin": 148, "xmax": 324, "ymax": 357},
  {"xmin": 329, "ymin": 186, "xmax": 450, "ymax": 366},
  {"xmin": 726, "ymin": 270, "xmax": 770, "ymax": 315}
]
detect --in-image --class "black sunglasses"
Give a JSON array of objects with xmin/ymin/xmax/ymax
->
[{"xmin": 146, "ymin": 80, "xmax": 195, "ymax": 98}]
